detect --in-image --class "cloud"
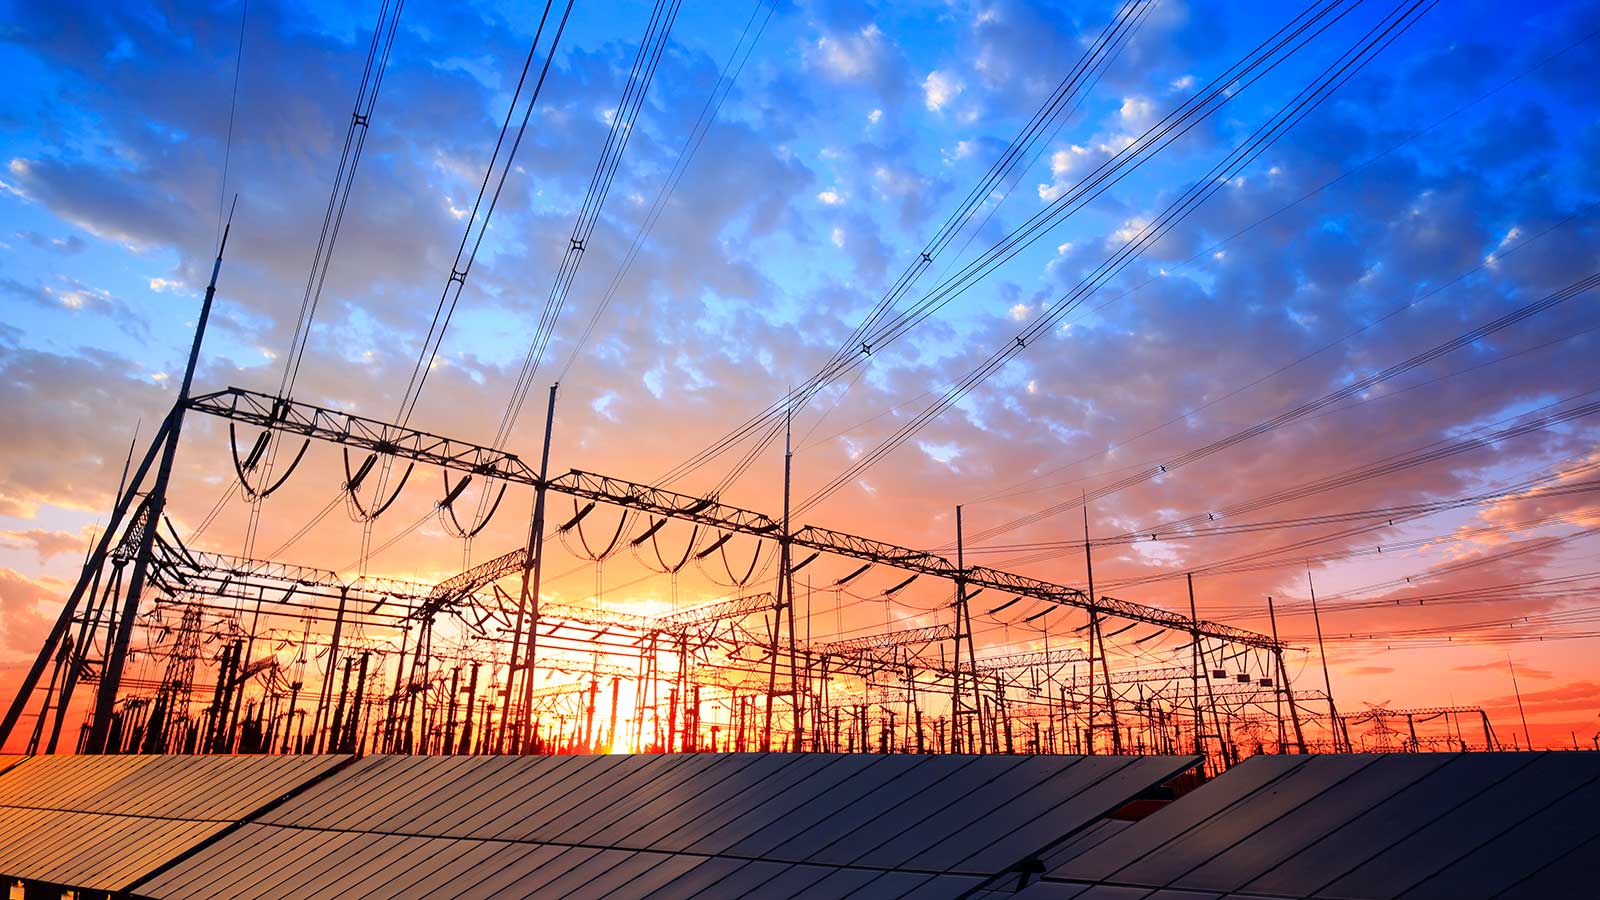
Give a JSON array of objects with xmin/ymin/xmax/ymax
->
[
  {"xmin": 0, "ymin": 567, "xmax": 56, "ymax": 660},
  {"xmin": 6, "ymin": 157, "xmax": 190, "ymax": 250},
  {"xmin": 0, "ymin": 0, "xmax": 1595, "ymax": 728},
  {"xmin": 1119, "ymin": 95, "xmax": 1155, "ymax": 129},
  {"xmin": 1451, "ymin": 659, "xmax": 1553, "ymax": 679},
  {"xmin": 808, "ymin": 24, "xmax": 889, "ymax": 81},
  {"xmin": 922, "ymin": 69, "xmax": 964, "ymax": 112},
  {"xmin": 0, "ymin": 527, "xmax": 92, "ymax": 563},
  {"xmin": 13, "ymin": 231, "xmax": 85, "ymax": 254}
]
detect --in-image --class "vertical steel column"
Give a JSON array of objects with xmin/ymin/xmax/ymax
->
[
  {"xmin": 509, "ymin": 384, "xmax": 559, "ymax": 752},
  {"xmin": 1267, "ymin": 595, "xmax": 1306, "ymax": 753},
  {"xmin": 1306, "ymin": 567, "xmax": 1340, "ymax": 751},
  {"xmin": 1083, "ymin": 505, "xmax": 1120, "ymax": 753},
  {"xmin": 312, "ymin": 586, "xmax": 351, "ymax": 753},
  {"xmin": 86, "ymin": 218, "xmax": 234, "ymax": 753},
  {"xmin": 782, "ymin": 410, "xmax": 799, "ymax": 750},
  {"xmin": 1186, "ymin": 573, "xmax": 1202, "ymax": 757}
]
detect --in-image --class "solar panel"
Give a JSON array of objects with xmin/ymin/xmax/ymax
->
[
  {"xmin": 0, "ymin": 754, "xmax": 349, "ymax": 893},
  {"xmin": 1398, "ymin": 771, "xmax": 1600, "ymax": 899},
  {"xmin": 1238, "ymin": 752, "xmax": 1532, "ymax": 897},
  {"xmin": 1170, "ymin": 752, "xmax": 1453, "ymax": 893},
  {"xmin": 1109, "ymin": 755, "xmax": 1376, "ymax": 887},
  {"xmin": 21, "ymin": 750, "xmax": 1591, "ymax": 899},
  {"xmin": 1319, "ymin": 751, "xmax": 1599, "ymax": 899},
  {"xmin": 1491, "ymin": 830, "xmax": 1600, "ymax": 900},
  {"xmin": 124, "ymin": 752, "xmax": 1194, "ymax": 899},
  {"xmin": 762, "ymin": 754, "xmax": 982, "ymax": 861},
  {"xmin": 1026, "ymin": 752, "xmax": 1600, "ymax": 900},
  {"xmin": 1045, "ymin": 754, "xmax": 1305, "ymax": 880}
]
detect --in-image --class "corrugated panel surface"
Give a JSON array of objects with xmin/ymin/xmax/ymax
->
[
  {"xmin": 134, "ymin": 752, "xmax": 1198, "ymax": 899},
  {"xmin": 1034, "ymin": 751, "xmax": 1600, "ymax": 900},
  {"xmin": 0, "ymin": 753, "xmax": 349, "ymax": 892}
]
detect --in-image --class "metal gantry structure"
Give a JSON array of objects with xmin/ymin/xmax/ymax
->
[
  {"xmin": 0, "ymin": 383, "xmax": 1503, "ymax": 768},
  {"xmin": 0, "ymin": 338, "xmax": 1493, "ymax": 769},
  {"xmin": 0, "ymin": 168, "xmax": 1500, "ymax": 774}
]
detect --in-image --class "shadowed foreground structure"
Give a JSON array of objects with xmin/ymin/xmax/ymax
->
[{"xmin": 0, "ymin": 751, "xmax": 1595, "ymax": 899}]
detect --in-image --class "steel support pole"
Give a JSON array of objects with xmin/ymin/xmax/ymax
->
[
  {"xmin": 1306, "ymin": 567, "xmax": 1340, "ymax": 751},
  {"xmin": 87, "ymin": 218, "xmax": 233, "ymax": 753},
  {"xmin": 508, "ymin": 384, "xmax": 558, "ymax": 751},
  {"xmin": 782, "ymin": 410, "xmax": 799, "ymax": 750}
]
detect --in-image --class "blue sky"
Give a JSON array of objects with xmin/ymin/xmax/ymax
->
[{"xmin": 1, "ymin": 0, "xmax": 1598, "ymax": 739}]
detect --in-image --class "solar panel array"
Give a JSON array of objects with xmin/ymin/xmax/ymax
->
[
  {"xmin": 0, "ymin": 754, "xmax": 349, "ymax": 892},
  {"xmin": 130, "ymin": 752, "xmax": 1198, "ymax": 899},
  {"xmin": 1028, "ymin": 750, "xmax": 1600, "ymax": 899},
  {"xmin": 8, "ymin": 750, "xmax": 1584, "ymax": 898}
]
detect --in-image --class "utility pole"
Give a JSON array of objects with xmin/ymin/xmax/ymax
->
[
  {"xmin": 1306, "ymin": 566, "xmax": 1341, "ymax": 752},
  {"xmin": 1187, "ymin": 573, "xmax": 1202, "ymax": 757},
  {"xmin": 508, "ymin": 383, "xmax": 558, "ymax": 751},
  {"xmin": 783, "ymin": 408, "xmax": 800, "ymax": 750},
  {"xmin": 1189, "ymin": 576, "xmax": 1225, "ymax": 768},
  {"xmin": 1083, "ymin": 503, "xmax": 1119, "ymax": 754},
  {"xmin": 313, "ymin": 586, "xmax": 351, "ymax": 752},
  {"xmin": 86, "ymin": 209, "xmax": 236, "ymax": 754},
  {"xmin": 1508, "ymin": 655, "xmax": 1534, "ymax": 750},
  {"xmin": 1266, "ymin": 596, "xmax": 1306, "ymax": 753},
  {"xmin": 951, "ymin": 506, "xmax": 976, "ymax": 753}
]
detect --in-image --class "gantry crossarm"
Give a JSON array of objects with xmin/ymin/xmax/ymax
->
[
  {"xmin": 651, "ymin": 592, "xmax": 775, "ymax": 629},
  {"xmin": 801, "ymin": 624, "xmax": 957, "ymax": 677},
  {"xmin": 141, "ymin": 549, "xmax": 429, "ymax": 631},
  {"xmin": 790, "ymin": 526, "xmax": 955, "ymax": 573},
  {"xmin": 1342, "ymin": 705, "xmax": 1488, "ymax": 722},
  {"xmin": 526, "ymin": 681, "xmax": 589, "ymax": 700},
  {"xmin": 539, "ymin": 602, "xmax": 656, "ymax": 631},
  {"xmin": 685, "ymin": 669, "xmax": 793, "ymax": 695},
  {"xmin": 550, "ymin": 469, "xmax": 780, "ymax": 534},
  {"xmin": 189, "ymin": 386, "xmax": 1283, "ymax": 650},
  {"xmin": 189, "ymin": 387, "xmax": 540, "ymax": 484},
  {"xmin": 419, "ymin": 547, "xmax": 528, "ymax": 620},
  {"xmin": 971, "ymin": 646, "xmax": 1091, "ymax": 672},
  {"xmin": 810, "ymin": 624, "xmax": 956, "ymax": 657},
  {"xmin": 532, "ymin": 656, "xmax": 637, "ymax": 678},
  {"xmin": 166, "ymin": 549, "xmax": 441, "ymax": 601}
]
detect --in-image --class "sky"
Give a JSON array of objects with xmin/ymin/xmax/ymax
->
[{"xmin": 0, "ymin": 0, "xmax": 1598, "ymax": 749}]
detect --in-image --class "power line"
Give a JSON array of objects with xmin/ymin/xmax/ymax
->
[
  {"xmin": 279, "ymin": 0, "xmax": 407, "ymax": 400},
  {"xmin": 797, "ymin": 0, "xmax": 1438, "ymax": 516},
  {"xmin": 961, "ymin": 270, "xmax": 1600, "ymax": 547},
  {"xmin": 493, "ymin": 0, "xmax": 685, "ymax": 450},
  {"xmin": 556, "ymin": 0, "xmax": 777, "ymax": 383},
  {"xmin": 658, "ymin": 0, "xmax": 1163, "ymax": 491},
  {"xmin": 396, "ymin": 0, "xmax": 576, "ymax": 427}
]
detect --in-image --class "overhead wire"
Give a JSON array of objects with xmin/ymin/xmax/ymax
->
[
  {"xmin": 279, "ymin": 0, "xmax": 406, "ymax": 400},
  {"xmin": 556, "ymin": 0, "xmax": 776, "ymax": 383},
  {"xmin": 657, "ymin": 0, "xmax": 1163, "ymax": 490},
  {"xmin": 706, "ymin": 0, "xmax": 1384, "ymax": 497},
  {"xmin": 958, "ymin": 254, "xmax": 1600, "ymax": 547},
  {"xmin": 789, "ymin": 26, "xmax": 1600, "ymax": 489},
  {"xmin": 493, "ymin": 0, "xmax": 685, "ymax": 449},
  {"xmin": 1098, "ymin": 385, "xmax": 1600, "ymax": 543},
  {"xmin": 797, "ymin": 0, "xmax": 1439, "ymax": 516},
  {"xmin": 395, "ymin": 0, "xmax": 576, "ymax": 427},
  {"xmin": 705, "ymin": 0, "xmax": 1166, "ymax": 496},
  {"xmin": 215, "ymin": 0, "xmax": 251, "ymax": 247}
]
